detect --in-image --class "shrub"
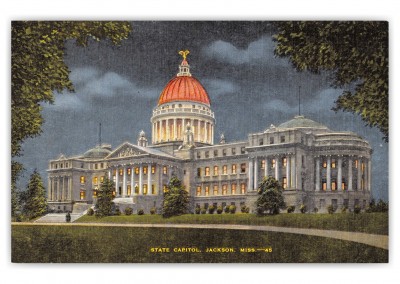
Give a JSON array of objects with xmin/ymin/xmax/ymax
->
[
  {"xmin": 365, "ymin": 207, "xmax": 373, "ymax": 213},
  {"xmin": 216, "ymin": 206, "xmax": 223, "ymax": 214},
  {"xmin": 300, "ymin": 204, "xmax": 307, "ymax": 214},
  {"xmin": 341, "ymin": 207, "xmax": 348, "ymax": 214},
  {"xmin": 65, "ymin": 212, "xmax": 71, "ymax": 222},
  {"xmin": 241, "ymin": 205, "xmax": 247, "ymax": 213},
  {"xmin": 208, "ymin": 205, "xmax": 216, "ymax": 214},
  {"xmin": 195, "ymin": 207, "xmax": 201, "ymax": 214},
  {"xmin": 200, "ymin": 208, "xmax": 207, "ymax": 214},
  {"xmin": 354, "ymin": 205, "xmax": 361, "ymax": 214},
  {"xmin": 150, "ymin": 207, "xmax": 156, "ymax": 215},
  {"xmin": 114, "ymin": 207, "xmax": 121, "ymax": 216},
  {"xmin": 245, "ymin": 206, "xmax": 250, "ymax": 213},
  {"xmin": 287, "ymin": 205, "xmax": 295, "ymax": 213},
  {"xmin": 313, "ymin": 207, "xmax": 319, "ymax": 213},
  {"xmin": 229, "ymin": 205, "xmax": 236, "ymax": 214},
  {"xmin": 327, "ymin": 205, "xmax": 336, "ymax": 214},
  {"xmin": 224, "ymin": 206, "xmax": 230, "ymax": 213},
  {"xmin": 137, "ymin": 209, "xmax": 144, "ymax": 215},
  {"xmin": 87, "ymin": 208, "xmax": 94, "ymax": 216},
  {"xmin": 124, "ymin": 207, "xmax": 133, "ymax": 216}
]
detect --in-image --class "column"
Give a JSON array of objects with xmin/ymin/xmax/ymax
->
[
  {"xmin": 197, "ymin": 120, "xmax": 201, "ymax": 141},
  {"xmin": 182, "ymin": 119, "xmax": 186, "ymax": 140},
  {"xmin": 69, "ymin": 175, "xmax": 72, "ymax": 201},
  {"xmin": 130, "ymin": 166, "xmax": 134, "ymax": 196},
  {"xmin": 108, "ymin": 169, "xmax": 111, "ymax": 179},
  {"xmin": 327, "ymin": 156, "xmax": 331, "ymax": 190},
  {"xmin": 253, "ymin": 157, "xmax": 258, "ymax": 190},
  {"xmin": 286, "ymin": 155, "xmax": 291, "ymax": 189},
  {"xmin": 264, "ymin": 157, "xmax": 268, "ymax": 178},
  {"xmin": 291, "ymin": 155, "xmax": 296, "ymax": 189},
  {"xmin": 148, "ymin": 165, "xmax": 152, "ymax": 195},
  {"xmin": 248, "ymin": 159, "xmax": 253, "ymax": 191},
  {"xmin": 363, "ymin": 159, "xmax": 367, "ymax": 191},
  {"xmin": 174, "ymin": 119, "xmax": 177, "ymax": 141},
  {"xmin": 348, "ymin": 157, "xmax": 353, "ymax": 191},
  {"xmin": 368, "ymin": 159, "xmax": 371, "ymax": 192},
  {"xmin": 337, "ymin": 157, "xmax": 343, "ymax": 190},
  {"xmin": 205, "ymin": 122, "xmax": 208, "ymax": 143},
  {"xmin": 357, "ymin": 158, "xmax": 362, "ymax": 190},
  {"xmin": 211, "ymin": 124, "xmax": 214, "ymax": 144},
  {"xmin": 62, "ymin": 176, "xmax": 65, "ymax": 201},
  {"xmin": 115, "ymin": 167, "xmax": 119, "ymax": 196},
  {"xmin": 275, "ymin": 156, "xmax": 280, "ymax": 181},
  {"xmin": 57, "ymin": 177, "xmax": 60, "ymax": 200},
  {"xmin": 139, "ymin": 164, "xmax": 143, "ymax": 195},
  {"xmin": 315, "ymin": 157, "xmax": 320, "ymax": 191},
  {"xmin": 48, "ymin": 178, "xmax": 52, "ymax": 200},
  {"xmin": 122, "ymin": 166, "xmax": 127, "ymax": 197},
  {"xmin": 166, "ymin": 119, "xmax": 170, "ymax": 141}
]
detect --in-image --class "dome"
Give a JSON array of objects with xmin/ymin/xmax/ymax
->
[
  {"xmin": 158, "ymin": 75, "xmax": 211, "ymax": 106},
  {"xmin": 83, "ymin": 145, "xmax": 112, "ymax": 159},
  {"xmin": 277, "ymin": 115, "xmax": 328, "ymax": 130}
]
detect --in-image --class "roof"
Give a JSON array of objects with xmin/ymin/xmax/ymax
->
[
  {"xmin": 158, "ymin": 76, "xmax": 211, "ymax": 106},
  {"xmin": 83, "ymin": 145, "xmax": 112, "ymax": 159},
  {"xmin": 277, "ymin": 115, "xmax": 329, "ymax": 130},
  {"xmin": 106, "ymin": 142, "xmax": 180, "ymax": 160}
]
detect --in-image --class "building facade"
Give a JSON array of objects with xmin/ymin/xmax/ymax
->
[{"xmin": 47, "ymin": 53, "xmax": 372, "ymax": 214}]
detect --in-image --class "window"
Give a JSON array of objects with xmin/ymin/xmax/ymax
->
[
  {"xmin": 197, "ymin": 152, "xmax": 201, "ymax": 159},
  {"xmin": 118, "ymin": 186, "xmax": 122, "ymax": 195},
  {"xmin": 240, "ymin": 163, "xmax": 246, "ymax": 173},
  {"xmin": 261, "ymin": 160, "xmax": 265, "ymax": 170},
  {"xmin": 214, "ymin": 150, "xmax": 218, "ymax": 157},
  {"xmin": 143, "ymin": 166, "xmax": 148, "ymax": 175},
  {"xmin": 223, "ymin": 149, "xmax": 227, "ymax": 156},
  {"xmin": 232, "ymin": 148, "xmax": 236, "ymax": 155},
  {"xmin": 361, "ymin": 162, "xmax": 365, "ymax": 172},
  {"xmin": 302, "ymin": 155, "xmax": 305, "ymax": 168},
  {"xmin": 231, "ymin": 183, "xmax": 236, "ymax": 195},
  {"xmin": 80, "ymin": 190, "xmax": 86, "ymax": 200},
  {"xmin": 332, "ymin": 179, "xmax": 337, "ymax": 190},
  {"xmin": 135, "ymin": 167, "xmax": 139, "ymax": 174},
  {"xmin": 205, "ymin": 151, "xmax": 209, "ymax": 158},
  {"xmin": 259, "ymin": 139, "xmax": 263, "ymax": 146},
  {"xmin": 282, "ymin": 177, "xmax": 287, "ymax": 189},
  {"xmin": 127, "ymin": 168, "xmax": 131, "ymax": 175},
  {"xmin": 151, "ymin": 184, "xmax": 156, "ymax": 195},
  {"xmin": 80, "ymin": 176, "xmax": 85, "ymax": 184},
  {"xmin": 93, "ymin": 189, "xmax": 98, "ymax": 197},
  {"xmin": 93, "ymin": 177, "xmax": 98, "ymax": 184},
  {"xmin": 282, "ymin": 157, "xmax": 287, "ymax": 167},
  {"xmin": 343, "ymin": 199, "xmax": 349, "ymax": 208},
  {"xmin": 323, "ymin": 160, "xmax": 327, "ymax": 168},
  {"xmin": 143, "ymin": 184, "xmax": 148, "ymax": 195},
  {"xmin": 222, "ymin": 184, "xmax": 227, "ymax": 195},
  {"xmin": 271, "ymin": 159, "xmax": 276, "ymax": 169},
  {"xmin": 66, "ymin": 162, "xmax": 69, "ymax": 168},
  {"xmin": 213, "ymin": 166, "xmax": 219, "ymax": 176},
  {"xmin": 270, "ymin": 137, "xmax": 274, "ymax": 144},
  {"xmin": 232, "ymin": 164, "xmax": 237, "ymax": 174},
  {"xmin": 100, "ymin": 162, "xmax": 104, "ymax": 168},
  {"xmin": 80, "ymin": 163, "xmax": 84, "ymax": 169},
  {"xmin": 213, "ymin": 185, "xmax": 219, "ymax": 195},
  {"xmin": 100, "ymin": 176, "xmax": 104, "ymax": 183},
  {"xmin": 222, "ymin": 165, "xmax": 227, "ymax": 175},
  {"xmin": 205, "ymin": 186, "xmax": 209, "ymax": 196},
  {"xmin": 342, "ymin": 178, "xmax": 346, "ymax": 190},
  {"xmin": 163, "ymin": 185, "xmax": 167, "ymax": 193},
  {"xmin": 197, "ymin": 168, "xmax": 202, "ymax": 177},
  {"xmin": 95, "ymin": 163, "xmax": 98, "ymax": 170},
  {"xmin": 55, "ymin": 164, "xmax": 58, "ymax": 169},
  {"xmin": 241, "ymin": 183, "xmax": 246, "ymax": 194},
  {"xmin": 280, "ymin": 136, "xmax": 286, "ymax": 143},
  {"xmin": 192, "ymin": 105, "xmax": 195, "ymax": 108},
  {"xmin": 127, "ymin": 185, "xmax": 131, "ymax": 196},
  {"xmin": 361, "ymin": 177, "xmax": 365, "ymax": 190},
  {"xmin": 331, "ymin": 159, "xmax": 336, "ymax": 169},
  {"xmin": 322, "ymin": 180, "xmax": 327, "ymax": 190},
  {"xmin": 119, "ymin": 168, "xmax": 123, "ymax": 176},
  {"xmin": 241, "ymin": 147, "xmax": 245, "ymax": 154},
  {"xmin": 196, "ymin": 186, "xmax": 201, "ymax": 196},
  {"xmin": 163, "ymin": 166, "xmax": 168, "ymax": 175},
  {"xmin": 355, "ymin": 160, "xmax": 358, "ymax": 168}
]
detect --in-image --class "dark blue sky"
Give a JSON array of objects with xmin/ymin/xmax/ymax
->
[{"xmin": 16, "ymin": 21, "xmax": 388, "ymax": 201}]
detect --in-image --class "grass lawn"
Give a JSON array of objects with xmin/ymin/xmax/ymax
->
[
  {"xmin": 76, "ymin": 212, "xmax": 388, "ymax": 235},
  {"xmin": 12, "ymin": 225, "xmax": 388, "ymax": 263}
]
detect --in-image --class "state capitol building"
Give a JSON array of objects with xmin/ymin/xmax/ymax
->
[{"xmin": 47, "ymin": 52, "xmax": 372, "ymax": 214}]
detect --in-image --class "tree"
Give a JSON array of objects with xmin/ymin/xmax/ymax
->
[
  {"xmin": 24, "ymin": 170, "xmax": 47, "ymax": 219},
  {"xmin": 255, "ymin": 176, "xmax": 286, "ymax": 215},
  {"xmin": 274, "ymin": 21, "xmax": 388, "ymax": 141},
  {"xmin": 162, "ymin": 176, "xmax": 190, "ymax": 218},
  {"xmin": 11, "ymin": 21, "xmax": 132, "ymax": 186},
  {"xmin": 95, "ymin": 177, "xmax": 115, "ymax": 217}
]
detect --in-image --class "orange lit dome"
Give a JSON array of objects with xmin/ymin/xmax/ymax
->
[{"xmin": 158, "ymin": 51, "xmax": 211, "ymax": 106}]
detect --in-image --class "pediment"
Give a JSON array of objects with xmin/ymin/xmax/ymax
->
[{"xmin": 107, "ymin": 143, "xmax": 147, "ymax": 159}]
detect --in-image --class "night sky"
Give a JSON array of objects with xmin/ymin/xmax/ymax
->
[{"xmin": 16, "ymin": 21, "xmax": 388, "ymax": 201}]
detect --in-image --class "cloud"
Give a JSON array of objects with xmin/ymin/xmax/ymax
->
[
  {"xmin": 82, "ymin": 71, "xmax": 136, "ymax": 97},
  {"xmin": 202, "ymin": 79, "xmax": 239, "ymax": 96},
  {"xmin": 202, "ymin": 36, "xmax": 287, "ymax": 66},
  {"xmin": 69, "ymin": 67, "xmax": 100, "ymax": 85}
]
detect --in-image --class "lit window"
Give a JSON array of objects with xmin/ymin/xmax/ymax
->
[
  {"xmin": 331, "ymin": 159, "xmax": 336, "ymax": 169},
  {"xmin": 361, "ymin": 178, "xmax": 365, "ymax": 190},
  {"xmin": 92, "ymin": 189, "xmax": 97, "ymax": 197},
  {"xmin": 112, "ymin": 190, "xmax": 116, "ymax": 197},
  {"xmin": 205, "ymin": 186, "xmax": 209, "ymax": 196},
  {"xmin": 80, "ymin": 190, "xmax": 86, "ymax": 200},
  {"xmin": 323, "ymin": 161, "xmax": 327, "ymax": 168},
  {"xmin": 322, "ymin": 181, "xmax": 327, "ymax": 190},
  {"xmin": 231, "ymin": 183, "xmax": 236, "ymax": 195},
  {"xmin": 241, "ymin": 183, "xmax": 246, "ymax": 194},
  {"xmin": 282, "ymin": 157, "xmax": 287, "ymax": 168},
  {"xmin": 205, "ymin": 167, "xmax": 210, "ymax": 176},
  {"xmin": 143, "ymin": 184, "xmax": 148, "ymax": 195},
  {"xmin": 213, "ymin": 166, "xmax": 219, "ymax": 176},
  {"xmin": 113, "ymin": 169, "xmax": 116, "ymax": 176},
  {"xmin": 163, "ymin": 166, "xmax": 168, "ymax": 175},
  {"xmin": 151, "ymin": 184, "xmax": 156, "ymax": 195},
  {"xmin": 197, "ymin": 168, "xmax": 202, "ymax": 177},
  {"xmin": 135, "ymin": 167, "xmax": 139, "ymax": 175},
  {"xmin": 361, "ymin": 162, "xmax": 365, "ymax": 172},
  {"xmin": 355, "ymin": 160, "xmax": 358, "ymax": 168},
  {"xmin": 342, "ymin": 179, "xmax": 346, "ymax": 190},
  {"xmin": 163, "ymin": 185, "xmax": 167, "ymax": 193},
  {"xmin": 222, "ymin": 184, "xmax": 227, "ymax": 195},
  {"xmin": 143, "ymin": 167, "xmax": 148, "ymax": 175},
  {"xmin": 232, "ymin": 164, "xmax": 237, "ymax": 174},
  {"xmin": 127, "ymin": 168, "xmax": 131, "ymax": 175},
  {"xmin": 127, "ymin": 185, "xmax": 131, "ymax": 196},
  {"xmin": 332, "ymin": 180, "xmax": 337, "ymax": 191},
  {"xmin": 222, "ymin": 165, "xmax": 227, "ymax": 175},
  {"xmin": 119, "ymin": 169, "xmax": 123, "ymax": 176},
  {"xmin": 80, "ymin": 176, "xmax": 85, "ymax": 183},
  {"xmin": 241, "ymin": 163, "xmax": 246, "ymax": 173},
  {"xmin": 271, "ymin": 159, "xmax": 276, "ymax": 169},
  {"xmin": 213, "ymin": 185, "xmax": 219, "ymax": 195},
  {"xmin": 196, "ymin": 186, "xmax": 201, "ymax": 196},
  {"xmin": 93, "ymin": 177, "xmax": 98, "ymax": 184},
  {"xmin": 100, "ymin": 176, "xmax": 104, "ymax": 183},
  {"xmin": 282, "ymin": 177, "xmax": 287, "ymax": 189},
  {"xmin": 135, "ymin": 185, "xmax": 139, "ymax": 194},
  {"xmin": 151, "ymin": 166, "xmax": 156, "ymax": 174},
  {"xmin": 261, "ymin": 160, "xmax": 266, "ymax": 170}
]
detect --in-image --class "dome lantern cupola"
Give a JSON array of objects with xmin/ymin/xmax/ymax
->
[{"xmin": 177, "ymin": 50, "xmax": 191, "ymax": 77}]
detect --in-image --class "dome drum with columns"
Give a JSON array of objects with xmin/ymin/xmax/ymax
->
[{"xmin": 47, "ymin": 51, "xmax": 372, "ymax": 215}]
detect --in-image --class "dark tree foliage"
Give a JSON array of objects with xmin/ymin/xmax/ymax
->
[
  {"xmin": 24, "ymin": 169, "xmax": 47, "ymax": 219},
  {"xmin": 256, "ymin": 176, "xmax": 286, "ymax": 215},
  {"xmin": 11, "ymin": 21, "xmax": 132, "ymax": 185},
  {"xmin": 162, "ymin": 176, "xmax": 190, "ymax": 218},
  {"xmin": 274, "ymin": 21, "xmax": 388, "ymax": 142},
  {"xmin": 95, "ymin": 177, "xmax": 115, "ymax": 217}
]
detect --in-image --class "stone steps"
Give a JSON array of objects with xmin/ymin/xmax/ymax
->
[{"xmin": 34, "ymin": 213, "xmax": 83, "ymax": 223}]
